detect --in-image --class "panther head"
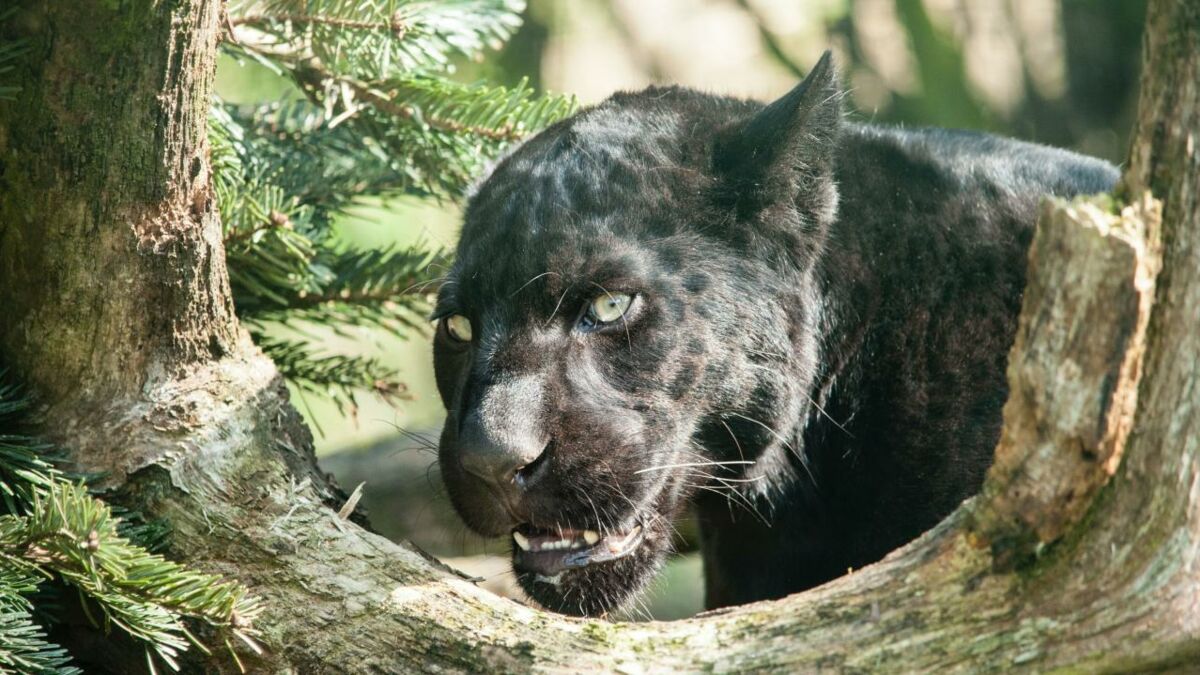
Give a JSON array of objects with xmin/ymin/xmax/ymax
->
[{"xmin": 434, "ymin": 54, "xmax": 841, "ymax": 616}]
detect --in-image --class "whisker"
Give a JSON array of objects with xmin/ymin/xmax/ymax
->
[
  {"xmin": 634, "ymin": 460, "xmax": 755, "ymax": 475},
  {"xmin": 544, "ymin": 282, "xmax": 575, "ymax": 327},
  {"xmin": 509, "ymin": 270, "xmax": 559, "ymax": 298},
  {"xmin": 741, "ymin": 363, "xmax": 854, "ymax": 439},
  {"xmin": 691, "ymin": 471, "xmax": 765, "ymax": 483},
  {"xmin": 400, "ymin": 275, "xmax": 448, "ymax": 296},
  {"xmin": 720, "ymin": 419, "xmax": 747, "ymax": 463},
  {"xmin": 723, "ymin": 411, "xmax": 818, "ymax": 488},
  {"xmin": 682, "ymin": 482, "xmax": 770, "ymax": 525},
  {"xmin": 692, "ymin": 472, "xmax": 771, "ymax": 523},
  {"xmin": 800, "ymin": 390, "xmax": 855, "ymax": 439}
]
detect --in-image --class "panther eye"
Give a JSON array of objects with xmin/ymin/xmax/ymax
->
[
  {"xmin": 444, "ymin": 314, "xmax": 473, "ymax": 342},
  {"xmin": 586, "ymin": 292, "xmax": 633, "ymax": 325}
]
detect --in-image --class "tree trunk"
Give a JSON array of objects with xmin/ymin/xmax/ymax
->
[{"xmin": 1, "ymin": 0, "xmax": 1198, "ymax": 672}]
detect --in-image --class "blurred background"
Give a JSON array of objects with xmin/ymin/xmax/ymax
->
[{"xmin": 216, "ymin": 0, "xmax": 1147, "ymax": 620}]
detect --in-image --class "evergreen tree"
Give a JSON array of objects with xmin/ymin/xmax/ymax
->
[
  {"xmin": 0, "ymin": 1, "xmax": 571, "ymax": 669},
  {"xmin": 218, "ymin": 0, "xmax": 575, "ymax": 412}
]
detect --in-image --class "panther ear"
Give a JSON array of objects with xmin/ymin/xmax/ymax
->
[{"xmin": 713, "ymin": 51, "xmax": 841, "ymax": 218}]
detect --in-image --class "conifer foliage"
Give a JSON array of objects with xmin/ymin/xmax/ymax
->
[
  {"xmin": 218, "ymin": 0, "xmax": 575, "ymax": 412},
  {"xmin": 0, "ymin": 374, "xmax": 262, "ymax": 673}
]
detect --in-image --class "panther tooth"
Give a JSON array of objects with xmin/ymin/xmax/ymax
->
[
  {"xmin": 513, "ymin": 531, "xmax": 530, "ymax": 551},
  {"xmin": 583, "ymin": 530, "xmax": 600, "ymax": 545}
]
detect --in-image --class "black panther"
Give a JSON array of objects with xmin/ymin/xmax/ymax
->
[{"xmin": 431, "ymin": 52, "xmax": 1118, "ymax": 616}]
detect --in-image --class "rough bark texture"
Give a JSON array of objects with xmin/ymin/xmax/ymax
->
[
  {"xmin": 970, "ymin": 194, "xmax": 1161, "ymax": 564},
  {"xmin": 0, "ymin": 0, "xmax": 241, "ymax": 481},
  {"xmin": 1, "ymin": 0, "xmax": 1198, "ymax": 673}
]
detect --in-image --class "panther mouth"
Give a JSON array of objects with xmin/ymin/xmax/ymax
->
[
  {"xmin": 507, "ymin": 490, "xmax": 682, "ymax": 616},
  {"xmin": 511, "ymin": 522, "xmax": 645, "ymax": 577}
]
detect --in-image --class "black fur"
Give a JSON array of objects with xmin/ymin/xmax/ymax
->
[{"xmin": 432, "ymin": 53, "xmax": 1118, "ymax": 616}]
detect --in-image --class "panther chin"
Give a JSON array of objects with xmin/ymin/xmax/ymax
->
[{"xmin": 510, "ymin": 515, "xmax": 670, "ymax": 617}]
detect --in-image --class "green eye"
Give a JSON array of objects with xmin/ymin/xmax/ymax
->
[
  {"xmin": 444, "ymin": 314, "xmax": 473, "ymax": 342},
  {"xmin": 587, "ymin": 292, "xmax": 634, "ymax": 324}
]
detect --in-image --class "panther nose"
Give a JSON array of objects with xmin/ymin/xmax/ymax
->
[{"xmin": 456, "ymin": 411, "xmax": 546, "ymax": 492}]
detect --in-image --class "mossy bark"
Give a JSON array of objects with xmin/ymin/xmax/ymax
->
[
  {"xmin": 0, "ymin": 0, "xmax": 239, "ymax": 479},
  {"xmin": 1, "ymin": 0, "xmax": 1199, "ymax": 673}
]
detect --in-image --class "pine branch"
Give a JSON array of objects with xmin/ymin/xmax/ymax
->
[
  {"xmin": 223, "ymin": 206, "xmax": 322, "ymax": 310},
  {"xmin": 254, "ymin": 334, "xmax": 408, "ymax": 413},
  {"xmin": 227, "ymin": 0, "xmax": 525, "ymax": 80},
  {"xmin": 214, "ymin": 1, "xmax": 573, "ymax": 407},
  {"xmin": 0, "ymin": 373, "xmax": 66, "ymax": 514},
  {"xmin": 295, "ymin": 63, "xmax": 529, "ymax": 142},
  {"xmin": 22, "ymin": 484, "xmax": 262, "ymax": 672},
  {"xmin": 230, "ymin": 13, "xmax": 402, "ymax": 32},
  {"xmin": 212, "ymin": 109, "xmax": 443, "ymax": 321},
  {"xmin": 0, "ymin": 564, "xmax": 77, "ymax": 674},
  {"xmin": 222, "ymin": 1, "xmax": 577, "ymax": 194},
  {"xmin": 221, "ymin": 100, "xmax": 424, "ymax": 209},
  {"xmin": 0, "ymin": 600, "xmax": 79, "ymax": 675},
  {"xmin": 0, "ymin": 371, "xmax": 262, "ymax": 672},
  {"xmin": 0, "ymin": 485, "xmax": 261, "ymax": 672},
  {"xmin": 280, "ymin": 65, "xmax": 575, "ymax": 194},
  {"xmin": 214, "ymin": 103, "xmax": 440, "ymax": 409},
  {"xmin": 248, "ymin": 245, "xmax": 440, "ymax": 318},
  {"xmin": 222, "ymin": 207, "xmax": 439, "ymax": 331}
]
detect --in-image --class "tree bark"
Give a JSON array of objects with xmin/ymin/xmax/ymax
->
[{"xmin": 1, "ymin": 0, "xmax": 1198, "ymax": 673}]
